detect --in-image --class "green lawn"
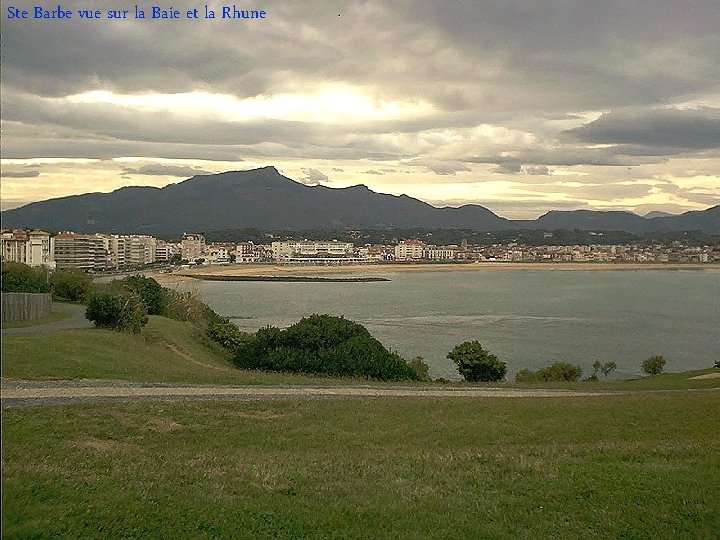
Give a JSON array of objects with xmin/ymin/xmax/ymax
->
[{"xmin": 3, "ymin": 393, "xmax": 718, "ymax": 539}]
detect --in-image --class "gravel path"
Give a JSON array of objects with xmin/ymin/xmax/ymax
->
[
  {"xmin": 1, "ymin": 304, "xmax": 92, "ymax": 335},
  {"xmin": 0, "ymin": 379, "xmax": 615, "ymax": 408}
]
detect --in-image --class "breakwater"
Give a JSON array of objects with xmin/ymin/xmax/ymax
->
[{"xmin": 185, "ymin": 274, "xmax": 390, "ymax": 283}]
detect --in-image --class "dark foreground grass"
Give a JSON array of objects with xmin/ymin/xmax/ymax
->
[{"xmin": 3, "ymin": 392, "xmax": 718, "ymax": 539}]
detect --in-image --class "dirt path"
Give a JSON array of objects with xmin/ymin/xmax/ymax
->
[
  {"xmin": 1, "ymin": 304, "xmax": 92, "ymax": 335},
  {"xmin": 1, "ymin": 379, "xmax": 618, "ymax": 407}
]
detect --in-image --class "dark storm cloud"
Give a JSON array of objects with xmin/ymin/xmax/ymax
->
[{"xmin": 566, "ymin": 108, "xmax": 720, "ymax": 150}]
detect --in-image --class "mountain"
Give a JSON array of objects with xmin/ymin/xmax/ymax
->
[
  {"xmin": 0, "ymin": 167, "xmax": 511, "ymax": 235},
  {"xmin": 2, "ymin": 167, "xmax": 718, "ymax": 235},
  {"xmin": 644, "ymin": 211, "xmax": 674, "ymax": 219}
]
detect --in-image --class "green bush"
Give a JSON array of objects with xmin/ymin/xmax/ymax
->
[
  {"xmin": 50, "ymin": 269, "xmax": 92, "ymax": 302},
  {"xmin": 447, "ymin": 341, "xmax": 507, "ymax": 382},
  {"xmin": 642, "ymin": 355, "xmax": 667, "ymax": 375},
  {"xmin": 232, "ymin": 314, "xmax": 418, "ymax": 381},
  {"xmin": 515, "ymin": 362, "xmax": 583, "ymax": 382},
  {"xmin": 537, "ymin": 361, "xmax": 583, "ymax": 382},
  {"xmin": 120, "ymin": 275, "xmax": 166, "ymax": 315},
  {"xmin": 85, "ymin": 291, "xmax": 148, "ymax": 333},
  {"xmin": 514, "ymin": 368, "xmax": 539, "ymax": 383},
  {"xmin": 1, "ymin": 262, "xmax": 51, "ymax": 293},
  {"xmin": 408, "ymin": 356, "xmax": 431, "ymax": 381},
  {"xmin": 206, "ymin": 319, "xmax": 250, "ymax": 354}
]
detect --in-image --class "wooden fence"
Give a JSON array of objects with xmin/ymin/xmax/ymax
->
[{"xmin": 2, "ymin": 293, "xmax": 52, "ymax": 323}]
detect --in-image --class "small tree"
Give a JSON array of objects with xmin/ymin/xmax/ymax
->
[
  {"xmin": 447, "ymin": 341, "xmax": 506, "ymax": 382},
  {"xmin": 642, "ymin": 355, "xmax": 666, "ymax": 375},
  {"xmin": 408, "ymin": 356, "xmax": 430, "ymax": 381},
  {"xmin": 601, "ymin": 361, "xmax": 617, "ymax": 378}
]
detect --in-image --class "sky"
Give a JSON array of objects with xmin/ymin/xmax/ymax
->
[{"xmin": 1, "ymin": 0, "xmax": 719, "ymax": 219}]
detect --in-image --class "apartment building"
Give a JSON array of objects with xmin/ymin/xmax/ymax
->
[
  {"xmin": 53, "ymin": 232, "xmax": 109, "ymax": 270},
  {"xmin": 1, "ymin": 229, "xmax": 55, "ymax": 268},
  {"xmin": 271, "ymin": 241, "xmax": 355, "ymax": 261}
]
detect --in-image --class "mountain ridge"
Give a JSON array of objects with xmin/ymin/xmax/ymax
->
[{"xmin": 2, "ymin": 167, "xmax": 718, "ymax": 235}]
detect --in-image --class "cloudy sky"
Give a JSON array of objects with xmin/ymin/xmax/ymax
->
[{"xmin": 1, "ymin": 0, "xmax": 718, "ymax": 218}]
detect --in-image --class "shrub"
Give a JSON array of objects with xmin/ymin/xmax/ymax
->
[
  {"xmin": 1, "ymin": 262, "xmax": 51, "ymax": 293},
  {"xmin": 232, "ymin": 314, "xmax": 418, "ymax": 381},
  {"xmin": 206, "ymin": 318, "xmax": 250, "ymax": 354},
  {"xmin": 515, "ymin": 368, "xmax": 539, "ymax": 383},
  {"xmin": 447, "ymin": 341, "xmax": 506, "ymax": 382},
  {"xmin": 120, "ymin": 275, "xmax": 166, "ymax": 315},
  {"xmin": 85, "ymin": 291, "xmax": 148, "ymax": 333},
  {"xmin": 163, "ymin": 289, "xmax": 219, "ymax": 325},
  {"xmin": 408, "ymin": 356, "xmax": 430, "ymax": 381},
  {"xmin": 50, "ymin": 269, "xmax": 92, "ymax": 302},
  {"xmin": 537, "ymin": 361, "xmax": 583, "ymax": 382},
  {"xmin": 642, "ymin": 355, "xmax": 666, "ymax": 375}
]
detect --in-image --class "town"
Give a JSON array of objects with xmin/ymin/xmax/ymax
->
[{"xmin": 2, "ymin": 228, "xmax": 718, "ymax": 271}]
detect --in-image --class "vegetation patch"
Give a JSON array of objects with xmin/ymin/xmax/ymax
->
[{"xmin": 233, "ymin": 314, "xmax": 419, "ymax": 381}]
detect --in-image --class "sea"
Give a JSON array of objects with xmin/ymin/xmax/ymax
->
[{"xmin": 180, "ymin": 269, "xmax": 720, "ymax": 380}]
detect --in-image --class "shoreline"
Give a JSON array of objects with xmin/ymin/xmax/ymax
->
[{"xmin": 151, "ymin": 261, "xmax": 718, "ymax": 284}]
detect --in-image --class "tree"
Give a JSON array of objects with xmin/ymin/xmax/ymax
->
[
  {"xmin": 447, "ymin": 341, "xmax": 506, "ymax": 382},
  {"xmin": 593, "ymin": 360, "xmax": 617, "ymax": 378},
  {"xmin": 50, "ymin": 269, "xmax": 92, "ymax": 302},
  {"xmin": 601, "ymin": 361, "xmax": 617, "ymax": 378},
  {"xmin": 642, "ymin": 355, "xmax": 666, "ymax": 375}
]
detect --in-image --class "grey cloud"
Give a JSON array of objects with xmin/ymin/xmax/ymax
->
[
  {"xmin": 409, "ymin": 159, "xmax": 471, "ymax": 175},
  {"xmin": 1, "ymin": 169, "xmax": 40, "ymax": 178},
  {"xmin": 122, "ymin": 164, "xmax": 214, "ymax": 177},
  {"xmin": 363, "ymin": 170, "xmax": 384, "ymax": 175},
  {"xmin": 523, "ymin": 166, "xmax": 552, "ymax": 176},
  {"xmin": 299, "ymin": 167, "xmax": 328, "ymax": 185},
  {"xmin": 565, "ymin": 108, "xmax": 720, "ymax": 150}
]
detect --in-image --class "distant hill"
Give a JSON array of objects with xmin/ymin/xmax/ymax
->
[
  {"xmin": 2, "ymin": 167, "xmax": 718, "ymax": 235},
  {"xmin": 0, "ymin": 167, "xmax": 511, "ymax": 235}
]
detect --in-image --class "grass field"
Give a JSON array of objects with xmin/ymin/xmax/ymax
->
[{"xmin": 3, "ymin": 393, "xmax": 718, "ymax": 539}]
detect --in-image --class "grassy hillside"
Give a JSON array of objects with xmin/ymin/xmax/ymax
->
[
  {"xmin": 3, "ymin": 393, "xmax": 719, "ymax": 538},
  {"xmin": 1, "ymin": 316, "xmax": 378, "ymax": 386},
  {"xmin": 3, "ymin": 315, "xmax": 719, "ymax": 390}
]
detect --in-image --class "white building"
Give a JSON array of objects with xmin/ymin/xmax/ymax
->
[
  {"xmin": 181, "ymin": 233, "xmax": 206, "ymax": 262},
  {"xmin": 271, "ymin": 241, "xmax": 355, "ymax": 261},
  {"xmin": 394, "ymin": 239, "xmax": 425, "ymax": 260},
  {"xmin": 1, "ymin": 229, "xmax": 55, "ymax": 268}
]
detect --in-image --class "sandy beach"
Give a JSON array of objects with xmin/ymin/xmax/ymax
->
[{"xmin": 151, "ymin": 261, "xmax": 718, "ymax": 284}]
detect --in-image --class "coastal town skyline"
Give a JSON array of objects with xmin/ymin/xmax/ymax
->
[{"xmin": 2, "ymin": 1, "xmax": 719, "ymax": 218}]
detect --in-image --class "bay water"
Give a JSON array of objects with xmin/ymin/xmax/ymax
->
[{"xmin": 184, "ymin": 269, "xmax": 719, "ymax": 380}]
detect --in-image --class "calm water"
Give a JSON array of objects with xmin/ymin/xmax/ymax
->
[{"xmin": 184, "ymin": 269, "xmax": 720, "ymax": 379}]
